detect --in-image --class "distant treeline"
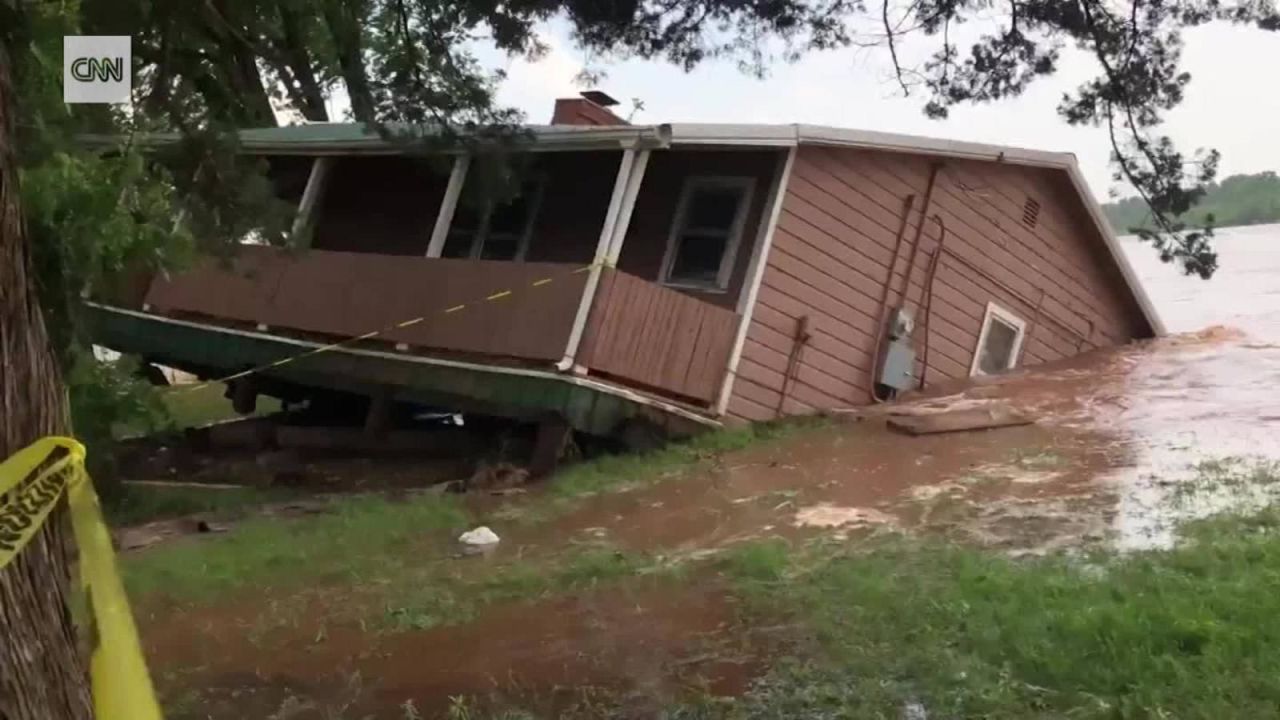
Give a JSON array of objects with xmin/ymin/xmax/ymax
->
[{"xmin": 1102, "ymin": 171, "xmax": 1280, "ymax": 232}]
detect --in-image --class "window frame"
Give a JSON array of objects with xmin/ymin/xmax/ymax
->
[
  {"xmin": 445, "ymin": 178, "xmax": 546, "ymax": 261},
  {"xmin": 969, "ymin": 301, "xmax": 1028, "ymax": 376},
  {"xmin": 658, "ymin": 176, "xmax": 756, "ymax": 292}
]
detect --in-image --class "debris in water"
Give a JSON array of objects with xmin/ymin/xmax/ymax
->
[
  {"xmin": 794, "ymin": 503, "xmax": 896, "ymax": 530},
  {"xmin": 887, "ymin": 404, "xmax": 1031, "ymax": 436}
]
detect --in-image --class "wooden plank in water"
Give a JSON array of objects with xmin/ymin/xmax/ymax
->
[{"xmin": 886, "ymin": 405, "xmax": 1032, "ymax": 435}]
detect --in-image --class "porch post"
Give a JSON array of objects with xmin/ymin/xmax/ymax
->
[
  {"xmin": 604, "ymin": 149, "xmax": 649, "ymax": 265},
  {"xmin": 714, "ymin": 146, "xmax": 797, "ymax": 416},
  {"xmin": 425, "ymin": 154, "xmax": 470, "ymax": 257},
  {"xmin": 556, "ymin": 145, "xmax": 641, "ymax": 372},
  {"xmin": 290, "ymin": 156, "xmax": 333, "ymax": 245}
]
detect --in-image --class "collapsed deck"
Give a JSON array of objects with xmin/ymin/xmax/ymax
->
[{"xmin": 90, "ymin": 249, "xmax": 737, "ymax": 437}]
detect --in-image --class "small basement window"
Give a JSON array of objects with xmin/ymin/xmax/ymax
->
[
  {"xmin": 970, "ymin": 302, "xmax": 1027, "ymax": 376},
  {"xmin": 661, "ymin": 176, "xmax": 755, "ymax": 290}
]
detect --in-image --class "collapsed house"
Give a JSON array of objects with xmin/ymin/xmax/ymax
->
[{"xmin": 88, "ymin": 92, "xmax": 1162, "ymax": 451}]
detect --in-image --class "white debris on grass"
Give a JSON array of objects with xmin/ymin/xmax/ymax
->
[{"xmin": 458, "ymin": 526, "xmax": 500, "ymax": 546}]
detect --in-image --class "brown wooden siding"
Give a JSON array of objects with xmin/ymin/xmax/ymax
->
[
  {"xmin": 145, "ymin": 246, "xmax": 588, "ymax": 362},
  {"xmin": 729, "ymin": 145, "xmax": 1149, "ymax": 421},
  {"xmin": 617, "ymin": 149, "xmax": 781, "ymax": 309},
  {"xmin": 578, "ymin": 268, "xmax": 738, "ymax": 404}
]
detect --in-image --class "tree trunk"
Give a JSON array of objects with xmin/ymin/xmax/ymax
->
[
  {"xmin": 197, "ymin": 1, "xmax": 279, "ymax": 126},
  {"xmin": 322, "ymin": 0, "xmax": 376, "ymax": 122},
  {"xmin": 276, "ymin": 4, "xmax": 329, "ymax": 121},
  {"xmin": 0, "ymin": 28, "xmax": 94, "ymax": 720}
]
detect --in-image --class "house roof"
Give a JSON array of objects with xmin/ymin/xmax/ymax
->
[{"xmin": 82, "ymin": 121, "xmax": 1162, "ymax": 335}]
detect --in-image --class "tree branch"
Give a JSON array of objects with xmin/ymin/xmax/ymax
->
[{"xmin": 883, "ymin": 0, "xmax": 911, "ymax": 95}]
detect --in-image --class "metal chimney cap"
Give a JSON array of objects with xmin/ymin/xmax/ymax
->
[{"xmin": 580, "ymin": 90, "xmax": 620, "ymax": 107}]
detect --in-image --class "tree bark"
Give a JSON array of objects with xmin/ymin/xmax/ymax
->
[
  {"xmin": 276, "ymin": 3, "xmax": 329, "ymax": 121},
  {"xmin": 322, "ymin": 0, "xmax": 376, "ymax": 122},
  {"xmin": 0, "ymin": 27, "xmax": 94, "ymax": 720},
  {"xmin": 198, "ymin": 0, "xmax": 279, "ymax": 126}
]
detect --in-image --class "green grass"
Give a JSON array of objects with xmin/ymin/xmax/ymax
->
[
  {"xmin": 487, "ymin": 417, "xmax": 830, "ymax": 528},
  {"xmin": 447, "ymin": 460, "xmax": 1280, "ymax": 719},
  {"xmin": 689, "ymin": 513, "xmax": 1280, "ymax": 716},
  {"xmin": 1174, "ymin": 456, "xmax": 1280, "ymax": 500},
  {"xmin": 550, "ymin": 417, "xmax": 828, "ymax": 501},
  {"xmin": 123, "ymin": 419, "xmax": 814, "ymax": 640},
  {"xmin": 122, "ymin": 417, "xmax": 822, "ymax": 602},
  {"xmin": 123, "ymin": 492, "xmax": 470, "ymax": 600},
  {"xmin": 161, "ymin": 383, "xmax": 281, "ymax": 429},
  {"xmin": 115, "ymin": 383, "xmax": 283, "ymax": 438},
  {"xmin": 383, "ymin": 544, "xmax": 685, "ymax": 632},
  {"xmin": 104, "ymin": 483, "xmax": 304, "ymax": 527}
]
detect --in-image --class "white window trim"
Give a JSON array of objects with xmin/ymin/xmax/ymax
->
[
  {"xmin": 450, "ymin": 178, "xmax": 546, "ymax": 261},
  {"xmin": 659, "ymin": 176, "xmax": 756, "ymax": 292},
  {"xmin": 970, "ymin": 301, "xmax": 1027, "ymax": 376}
]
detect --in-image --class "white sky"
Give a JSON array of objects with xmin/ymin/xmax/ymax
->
[{"xmin": 487, "ymin": 20, "xmax": 1279, "ymax": 197}]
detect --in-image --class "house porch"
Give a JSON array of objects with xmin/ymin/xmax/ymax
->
[{"xmin": 92, "ymin": 143, "xmax": 789, "ymax": 435}]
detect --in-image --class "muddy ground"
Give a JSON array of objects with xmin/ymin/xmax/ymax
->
[{"xmin": 114, "ymin": 319, "xmax": 1280, "ymax": 719}]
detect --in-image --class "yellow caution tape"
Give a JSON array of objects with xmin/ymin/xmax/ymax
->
[{"xmin": 0, "ymin": 437, "xmax": 162, "ymax": 720}]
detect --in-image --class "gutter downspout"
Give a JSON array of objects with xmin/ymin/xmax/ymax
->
[
  {"xmin": 918, "ymin": 215, "xmax": 946, "ymax": 388},
  {"xmin": 869, "ymin": 162, "xmax": 942, "ymax": 403},
  {"xmin": 899, "ymin": 162, "xmax": 943, "ymax": 303},
  {"xmin": 867, "ymin": 194, "xmax": 916, "ymax": 404}
]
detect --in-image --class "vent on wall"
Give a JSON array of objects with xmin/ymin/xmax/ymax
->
[{"xmin": 1022, "ymin": 197, "xmax": 1042, "ymax": 228}]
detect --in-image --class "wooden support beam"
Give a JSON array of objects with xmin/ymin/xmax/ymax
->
[
  {"xmin": 426, "ymin": 155, "xmax": 470, "ymax": 258},
  {"xmin": 229, "ymin": 377, "xmax": 258, "ymax": 415},
  {"xmin": 363, "ymin": 386, "xmax": 394, "ymax": 438},
  {"xmin": 291, "ymin": 156, "xmax": 333, "ymax": 245},
  {"xmin": 529, "ymin": 414, "xmax": 571, "ymax": 478}
]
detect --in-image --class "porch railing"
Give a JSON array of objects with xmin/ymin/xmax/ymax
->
[
  {"xmin": 143, "ymin": 246, "xmax": 589, "ymax": 362},
  {"xmin": 578, "ymin": 268, "xmax": 738, "ymax": 404},
  {"xmin": 130, "ymin": 248, "xmax": 738, "ymax": 407}
]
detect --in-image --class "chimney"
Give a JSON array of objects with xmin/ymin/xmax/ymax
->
[{"xmin": 550, "ymin": 90, "xmax": 628, "ymax": 126}]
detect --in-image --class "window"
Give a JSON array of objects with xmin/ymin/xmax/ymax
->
[
  {"xmin": 970, "ymin": 302, "xmax": 1027, "ymax": 376},
  {"xmin": 441, "ymin": 180, "xmax": 544, "ymax": 261},
  {"xmin": 660, "ymin": 177, "xmax": 755, "ymax": 290}
]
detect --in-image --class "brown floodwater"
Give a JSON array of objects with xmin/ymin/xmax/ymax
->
[
  {"xmin": 495, "ymin": 226, "xmax": 1280, "ymax": 556},
  {"xmin": 1103, "ymin": 225, "xmax": 1280, "ymax": 546}
]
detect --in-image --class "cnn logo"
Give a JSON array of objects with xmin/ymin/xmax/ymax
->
[{"xmin": 64, "ymin": 36, "xmax": 131, "ymax": 104}]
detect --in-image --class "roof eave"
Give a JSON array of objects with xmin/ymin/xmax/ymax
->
[{"xmin": 80, "ymin": 123, "xmax": 675, "ymax": 155}]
